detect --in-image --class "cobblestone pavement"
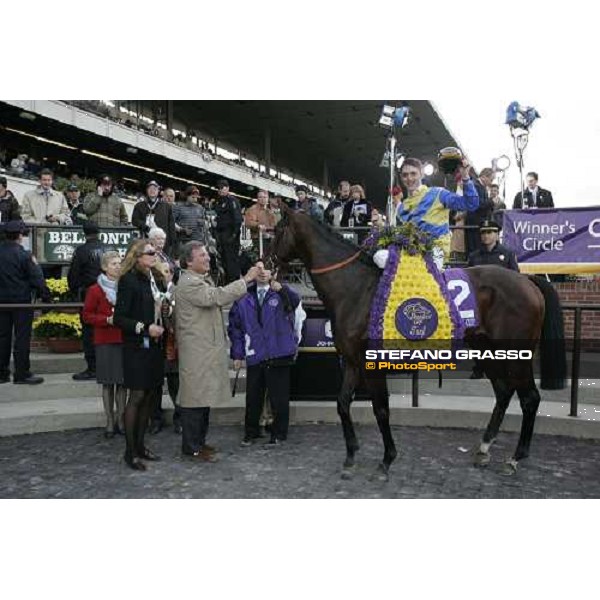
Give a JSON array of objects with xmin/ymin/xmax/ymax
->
[{"xmin": 1, "ymin": 425, "xmax": 599, "ymax": 498}]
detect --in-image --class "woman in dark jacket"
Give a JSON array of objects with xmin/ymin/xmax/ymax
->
[{"xmin": 113, "ymin": 239, "xmax": 167, "ymax": 470}]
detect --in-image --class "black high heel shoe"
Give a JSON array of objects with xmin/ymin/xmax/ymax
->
[{"xmin": 104, "ymin": 429, "xmax": 115, "ymax": 439}]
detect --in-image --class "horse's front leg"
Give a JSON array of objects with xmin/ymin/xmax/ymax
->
[{"xmin": 337, "ymin": 363, "xmax": 360, "ymax": 478}]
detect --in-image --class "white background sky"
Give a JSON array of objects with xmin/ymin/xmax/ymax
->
[{"xmin": 435, "ymin": 98, "xmax": 600, "ymax": 208}]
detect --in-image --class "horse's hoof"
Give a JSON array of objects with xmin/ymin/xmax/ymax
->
[
  {"xmin": 371, "ymin": 463, "xmax": 389, "ymax": 483},
  {"xmin": 501, "ymin": 459, "xmax": 518, "ymax": 476},
  {"xmin": 473, "ymin": 452, "xmax": 491, "ymax": 467},
  {"xmin": 341, "ymin": 466, "xmax": 355, "ymax": 480},
  {"xmin": 125, "ymin": 457, "xmax": 147, "ymax": 471}
]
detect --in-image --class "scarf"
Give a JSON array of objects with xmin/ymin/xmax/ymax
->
[{"xmin": 97, "ymin": 273, "xmax": 117, "ymax": 305}]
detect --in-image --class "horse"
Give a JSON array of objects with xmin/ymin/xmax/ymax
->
[{"xmin": 267, "ymin": 205, "xmax": 567, "ymax": 479}]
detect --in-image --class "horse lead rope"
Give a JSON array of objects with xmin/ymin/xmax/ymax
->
[{"xmin": 310, "ymin": 251, "xmax": 362, "ymax": 275}]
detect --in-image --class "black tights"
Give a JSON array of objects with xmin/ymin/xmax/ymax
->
[{"xmin": 124, "ymin": 389, "xmax": 154, "ymax": 462}]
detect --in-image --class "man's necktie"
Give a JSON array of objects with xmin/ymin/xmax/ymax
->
[{"xmin": 258, "ymin": 289, "xmax": 266, "ymax": 306}]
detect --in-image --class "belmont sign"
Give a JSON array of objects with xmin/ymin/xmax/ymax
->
[
  {"xmin": 38, "ymin": 227, "xmax": 139, "ymax": 263},
  {"xmin": 502, "ymin": 207, "xmax": 600, "ymax": 274}
]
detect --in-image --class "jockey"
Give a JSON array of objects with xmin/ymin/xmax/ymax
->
[{"xmin": 374, "ymin": 154, "xmax": 479, "ymax": 270}]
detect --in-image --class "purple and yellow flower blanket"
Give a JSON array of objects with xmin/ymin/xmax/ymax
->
[{"xmin": 368, "ymin": 246, "xmax": 479, "ymax": 342}]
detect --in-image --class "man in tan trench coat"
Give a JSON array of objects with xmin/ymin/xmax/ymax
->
[{"xmin": 174, "ymin": 240, "xmax": 259, "ymax": 460}]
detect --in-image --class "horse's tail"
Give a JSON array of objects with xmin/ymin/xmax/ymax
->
[{"xmin": 528, "ymin": 275, "xmax": 567, "ymax": 390}]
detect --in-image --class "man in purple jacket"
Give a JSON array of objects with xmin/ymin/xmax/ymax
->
[{"xmin": 228, "ymin": 261, "xmax": 300, "ymax": 446}]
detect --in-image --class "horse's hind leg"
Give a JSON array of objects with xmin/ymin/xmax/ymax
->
[
  {"xmin": 474, "ymin": 377, "xmax": 515, "ymax": 467},
  {"xmin": 365, "ymin": 377, "xmax": 397, "ymax": 481},
  {"xmin": 337, "ymin": 364, "xmax": 360, "ymax": 477},
  {"xmin": 503, "ymin": 381, "xmax": 541, "ymax": 476}
]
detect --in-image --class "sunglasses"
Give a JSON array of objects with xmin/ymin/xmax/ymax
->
[{"xmin": 141, "ymin": 250, "xmax": 157, "ymax": 256}]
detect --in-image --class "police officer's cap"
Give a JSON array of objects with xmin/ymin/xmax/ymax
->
[
  {"xmin": 1, "ymin": 220, "xmax": 28, "ymax": 234},
  {"xmin": 66, "ymin": 183, "xmax": 79, "ymax": 192},
  {"xmin": 479, "ymin": 219, "xmax": 501, "ymax": 232}
]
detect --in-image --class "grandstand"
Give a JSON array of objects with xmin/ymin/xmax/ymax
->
[{"xmin": 0, "ymin": 100, "xmax": 463, "ymax": 208}]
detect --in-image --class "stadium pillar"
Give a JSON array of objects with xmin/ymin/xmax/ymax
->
[
  {"xmin": 264, "ymin": 127, "xmax": 271, "ymax": 176},
  {"xmin": 166, "ymin": 101, "xmax": 174, "ymax": 132},
  {"xmin": 322, "ymin": 159, "xmax": 329, "ymax": 192}
]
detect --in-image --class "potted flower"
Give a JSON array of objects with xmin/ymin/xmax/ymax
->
[{"xmin": 32, "ymin": 312, "xmax": 83, "ymax": 353}]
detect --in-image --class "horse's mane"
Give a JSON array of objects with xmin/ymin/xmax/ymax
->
[{"xmin": 292, "ymin": 210, "xmax": 379, "ymax": 271}]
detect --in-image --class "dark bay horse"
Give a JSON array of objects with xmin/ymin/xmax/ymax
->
[{"xmin": 268, "ymin": 207, "xmax": 566, "ymax": 479}]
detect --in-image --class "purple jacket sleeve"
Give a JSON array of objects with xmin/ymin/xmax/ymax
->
[
  {"xmin": 438, "ymin": 180, "xmax": 480, "ymax": 211},
  {"xmin": 227, "ymin": 300, "xmax": 246, "ymax": 360}
]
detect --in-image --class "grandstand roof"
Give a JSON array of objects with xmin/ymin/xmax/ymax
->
[{"xmin": 141, "ymin": 100, "xmax": 464, "ymax": 202}]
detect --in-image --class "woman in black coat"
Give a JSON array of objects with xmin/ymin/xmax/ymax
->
[{"xmin": 113, "ymin": 239, "xmax": 167, "ymax": 470}]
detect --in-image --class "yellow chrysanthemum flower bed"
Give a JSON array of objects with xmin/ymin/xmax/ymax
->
[
  {"xmin": 45, "ymin": 277, "xmax": 71, "ymax": 301},
  {"xmin": 33, "ymin": 312, "xmax": 82, "ymax": 339},
  {"xmin": 382, "ymin": 251, "xmax": 453, "ymax": 342}
]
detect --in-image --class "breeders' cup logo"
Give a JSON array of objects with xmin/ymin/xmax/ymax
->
[
  {"xmin": 53, "ymin": 244, "xmax": 75, "ymax": 261},
  {"xmin": 395, "ymin": 298, "xmax": 438, "ymax": 340}
]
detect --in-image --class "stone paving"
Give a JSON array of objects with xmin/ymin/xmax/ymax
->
[{"xmin": 1, "ymin": 424, "xmax": 599, "ymax": 498}]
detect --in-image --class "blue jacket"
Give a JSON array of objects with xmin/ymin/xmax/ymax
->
[{"xmin": 228, "ymin": 283, "xmax": 300, "ymax": 366}]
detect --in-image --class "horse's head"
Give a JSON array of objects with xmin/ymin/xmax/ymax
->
[{"xmin": 264, "ymin": 202, "xmax": 303, "ymax": 270}]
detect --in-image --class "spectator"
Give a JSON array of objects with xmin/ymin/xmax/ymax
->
[
  {"xmin": 10, "ymin": 154, "xmax": 27, "ymax": 175},
  {"xmin": 113, "ymin": 239, "xmax": 167, "ymax": 471},
  {"xmin": 0, "ymin": 220, "xmax": 49, "ymax": 385},
  {"xmin": 269, "ymin": 195, "xmax": 283, "ymax": 226},
  {"xmin": 174, "ymin": 241, "xmax": 258, "ymax": 461},
  {"xmin": 449, "ymin": 211, "xmax": 466, "ymax": 263},
  {"xmin": 148, "ymin": 226, "xmax": 177, "ymax": 277},
  {"xmin": 513, "ymin": 172, "xmax": 554, "ymax": 209},
  {"xmin": 228, "ymin": 261, "xmax": 300, "ymax": 446},
  {"xmin": 0, "ymin": 177, "xmax": 21, "ymax": 223},
  {"xmin": 132, "ymin": 180, "xmax": 177, "ymax": 254},
  {"xmin": 214, "ymin": 179, "xmax": 243, "ymax": 283},
  {"xmin": 244, "ymin": 190, "xmax": 276, "ymax": 248},
  {"xmin": 172, "ymin": 185, "xmax": 208, "ymax": 256},
  {"xmin": 489, "ymin": 183, "xmax": 506, "ymax": 226},
  {"xmin": 21, "ymin": 169, "xmax": 72, "ymax": 225},
  {"xmin": 162, "ymin": 187, "xmax": 176, "ymax": 205},
  {"xmin": 294, "ymin": 185, "xmax": 324, "ymax": 222},
  {"xmin": 370, "ymin": 208, "xmax": 385, "ymax": 229},
  {"xmin": 340, "ymin": 184, "xmax": 372, "ymax": 227},
  {"xmin": 465, "ymin": 168, "xmax": 495, "ymax": 256},
  {"xmin": 324, "ymin": 180, "xmax": 350, "ymax": 227},
  {"xmin": 155, "ymin": 260, "xmax": 181, "ymax": 434},
  {"xmin": 83, "ymin": 174, "xmax": 129, "ymax": 227},
  {"xmin": 82, "ymin": 251, "xmax": 127, "ymax": 438},
  {"xmin": 65, "ymin": 183, "xmax": 87, "ymax": 225},
  {"xmin": 67, "ymin": 221, "xmax": 104, "ymax": 381}
]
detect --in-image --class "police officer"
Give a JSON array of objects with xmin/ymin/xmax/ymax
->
[
  {"xmin": 67, "ymin": 221, "xmax": 105, "ymax": 380},
  {"xmin": 214, "ymin": 179, "xmax": 243, "ymax": 282},
  {"xmin": 0, "ymin": 221, "xmax": 50, "ymax": 385},
  {"xmin": 468, "ymin": 220, "xmax": 519, "ymax": 271},
  {"xmin": 467, "ymin": 220, "xmax": 519, "ymax": 379}
]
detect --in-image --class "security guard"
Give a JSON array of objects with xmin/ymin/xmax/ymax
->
[
  {"xmin": 467, "ymin": 220, "xmax": 519, "ymax": 271},
  {"xmin": 0, "ymin": 221, "xmax": 50, "ymax": 384},
  {"xmin": 467, "ymin": 219, "xmax": 519, "ymax": 379}
]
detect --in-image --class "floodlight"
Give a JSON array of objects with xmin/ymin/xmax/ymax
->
[
  {"xmin": 423, "ymin": 163, "xmax": 435, "ymax": 176},
  {"xmin": 493, "ymin": 155, "xmax": 510, "ymax": 172}
]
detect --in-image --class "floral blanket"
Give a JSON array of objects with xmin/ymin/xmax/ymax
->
[{"xmin": 368, "ymin": 246, "xmax": 479, "ymax": 342}]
